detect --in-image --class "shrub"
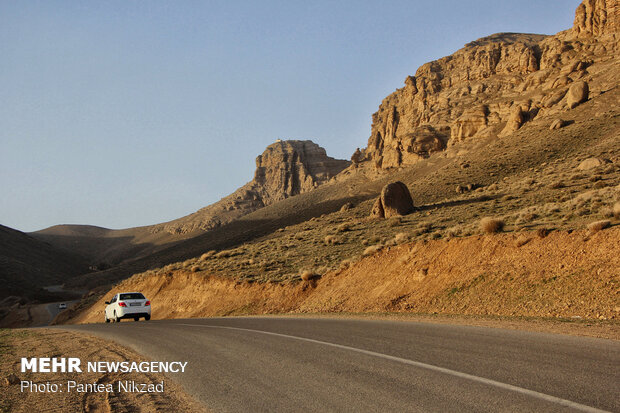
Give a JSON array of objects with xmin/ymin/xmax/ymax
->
[
  {"xmin": 587, "ymin": 220, "xmax": 611, "ymax": 233},
  {"xmin": 300, "ymin": 270, "xmax": 319, "ymax": 282},
  {"xmin": 324, "ymin": 235, "xmax": 339, "ymax": 245},
  {"xmin": 515, "ymin": 235, "xmax": 530, "ymax": 247},
  {"xmin": 417, "ymin": 222, "xmax": 432, "ymax": 233},
  {"xmin": 191, "ymin": 266, "xmax": 201, "ymax": 272},
  {"xmin": 361, "ymin": 239, "xmax": 369, "ymax": 246},
  {"xmin": 388, "ymin": 217, "xmax": 402, "ymax": 227},
  {"xmin": 521, "ymin": 212, "xmax": 538, "ymax": 222},
  {"xmin": 362, "ymin": 244, "xmax": 383, "ymax": 256},
  {"xmin": 537, "ymin": 228, "xmax": 550, "ymax": 238},
  {"xmin": 200, "ymin": 251, "xmax": 216, "ymax": 260},
  {"xmin": 337, "ymin": 223, "xmax": 351, "ymax": 232},
  {"xmin": 601, "ymin": 207, "xmax": 614, "ymax": 218},
  {"xmin": 445, "ymin": 226, "xmax": 462, "ymax": 238},
  {"xmin": 394, "ymin": 232, "xmax": 409, "ymax": 244},
  {"xmin": 339, "ymin": 259, "xmax": 353, "ymax": 269},
  {"xmin": 549, "ymin": 181, "xmax": 564, "ymax": 189},
  {"xmin": 480, "ymin": 217, "xmax": 504, "ymax": 234}
]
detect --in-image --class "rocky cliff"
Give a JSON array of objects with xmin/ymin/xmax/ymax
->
[
  {"xmin": 152, "ymin": 140, "xmax": 350, "ymax": 234},
  {"xmin": 358, "ymin": 0, "xmax": 619, "ymax": 169}
]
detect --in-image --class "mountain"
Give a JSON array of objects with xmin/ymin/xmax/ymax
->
[
  {"xmin": 58, "ymin": 0, "xmax": 619, "ymax": 296},
  {"xmin": 31, "ymin": 140, "xmax": 350, "ymax": 265}
]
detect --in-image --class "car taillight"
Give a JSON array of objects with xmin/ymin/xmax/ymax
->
[
  {"xmin": 145, "ymin": 301, "xmax": 150, "ymax": 306},
  {"xmin": 118, "ymin": 302, "xmax": 127, "ymax": 307}
]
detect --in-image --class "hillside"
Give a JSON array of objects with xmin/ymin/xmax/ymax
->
[
  {"xmin": 70, "ymin": 227, "xmax": 620, "ymax": 325},
  {"xmin": 0, "ymin": 224, "xmax": 88, "ymax": 302}
]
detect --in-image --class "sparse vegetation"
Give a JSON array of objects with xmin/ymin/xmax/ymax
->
[
  {"xmin": 300, "ymin": 269, "xmax": 319, "ymax": 282},
  {"xmin": 480, "ymin": 217, "xmax": 505, "ymax": 234},
  {"xmin": 362, "ymin": 244, "xmax": 383, "ymax": 257},
  {"xmin": 587, "ymin": 220, "xmax": 611, "ymax": 233},
  {"xmin": 515, "ymin": 235, "xmax": 530, "ymax": 247},
  {"xmin": 324, "ymin": 235, "xmax": 339, "ymax": 245}
]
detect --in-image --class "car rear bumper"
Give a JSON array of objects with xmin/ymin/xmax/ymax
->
[
  {"xmin": 118, "ymin": 307, "xmax": 151, "ymax": 317},
  {"xmin": 117, "ymin": 312, "xmax": 150, "ymax": 319}
]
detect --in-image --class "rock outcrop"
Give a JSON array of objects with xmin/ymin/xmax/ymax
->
[
  {"xmin": 253, "ymin": 140, "xmax": 350, "ymax": 205},
  {"xmin": 370, "ymin": 181, "xmax": 414, "ymax": 218},
  {"xmin": 153, "ymin": 140, "xmax": 350, "ymax": 234},
  {"xmin": 356, "ymin": 0, "xmax": 619, "ymax": 169},
  {"xmin": 567, "ymin": 80, "xmax": 590, "ymax": 108},
  {"xmin": 573, "ymin": 0, "xmax": 620, "ymax": 37}
]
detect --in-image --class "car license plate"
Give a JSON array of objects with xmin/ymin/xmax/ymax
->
[{"xmin": 130, "ymin": 303, "xmax": 141, "ymax": 307}]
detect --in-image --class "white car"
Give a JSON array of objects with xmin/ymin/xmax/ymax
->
[
  {"xmin": 104, "ymin": 292, "xmax": 151, "ymax": 323},
  {"xmin": 58, "ymin": 303, "xmax": 67, "ymax": 309}
]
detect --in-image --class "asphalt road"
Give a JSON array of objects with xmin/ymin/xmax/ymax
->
[{"xmin": 57, "ymin": 317, "xmax": 620, "ymax": 413}]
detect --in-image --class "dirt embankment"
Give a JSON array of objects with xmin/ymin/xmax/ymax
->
[
  {"xmin": 0, "ymin": 329, "xmax": 206, "ymax": 413},
  {"xmin": 73, "ymin": 227, "xmax": 619, "ymax": 325}
]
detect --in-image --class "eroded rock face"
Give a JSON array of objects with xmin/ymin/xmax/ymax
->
[
  {"xmin": 153, "ymin": 140, "xmax": 350, "ymax": 234},
  {"xmin": 253, "ymin": 140, "xmax": 350, "ymax": 205},
  {"xmin": 358, "ymin": 0, "xmax": 619, "ymax": 169},
  {"xmin": 573, "ymin": 0, "xmax": 619, "ymax": 37},
  {"xmin": 370, "ymin": 181, "xmax": 414, "ymax": 218}
]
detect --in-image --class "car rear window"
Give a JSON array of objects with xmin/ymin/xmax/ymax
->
[{"xmin": 119, "ymin": 293, "xmax": 145, "ymax": 300}]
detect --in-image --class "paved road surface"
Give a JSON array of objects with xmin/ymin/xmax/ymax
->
[{"xmin": 57, "ymin": 317, "xmax": 620, "ymax": 412}]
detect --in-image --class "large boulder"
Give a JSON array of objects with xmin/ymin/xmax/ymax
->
[
  {"xmin": 567, "ymin": 81, "xmax": 589, "ymax": 109},
  {"xmin": 577, "ymin": 157, "xmax": 605, "ymax": 170},
  {"xmin": 370, "ymin": 181, "xmax": 414, "ymax": 218}
]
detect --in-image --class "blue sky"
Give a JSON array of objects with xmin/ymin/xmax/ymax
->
[{"xmin": 0, "ymin": 0, "xmax": 580, "ymax": 232}]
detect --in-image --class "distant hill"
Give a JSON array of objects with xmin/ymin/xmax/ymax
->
[{"xmin": 0, "ymin": 224, "xmax": 89, "ymax": 301}]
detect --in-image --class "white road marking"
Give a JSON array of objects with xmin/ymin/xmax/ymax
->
[{"xmin": 177, "ymin": 322, "xmax": 609, "ymax": 413}]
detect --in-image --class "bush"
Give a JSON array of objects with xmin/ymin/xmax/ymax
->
[
  {"xmin": 587, "ymin": 220, "xmax": 611, "ymax": 233},
  {"xmin": 300, "ymin": 270, "xmax": 319, "ymax": 282},
  {"xmin": 394, "ymin": 232, "xmax": 409, "ymax": 244},
  {"xmin": 388, "ymin": 217, "xmax": 402, "ymax": 227},
  {"xmin": 362, "ymin": 244, "xmax": 383, "ymax": 256},
  {"xmin": 337, "ymin": 223, "xmax": 351, "ymax": 232},
  {"xmin": 191, "ymin": 266, "xmax": 201, "ymax": 272},
  {"xmin": 480, "ymin": 217, "xmax": 504, "ymax": 234},
  {"xmin": 537, "ymin": 228, "xmax": 550, "ymax": 238},
  {"xmin": 324, "ymin": 235, "xmax": 339, "ymax": 245},
  {"xmin": 200, "ymin": 251, "xmax": 216, "ymax": 260},
  {"xmin": 515, "ymin": 235, "xmax": 530, "ymax": 247}
]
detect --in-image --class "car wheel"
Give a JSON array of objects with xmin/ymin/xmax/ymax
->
[
  {"xmin": 145, "ymin": 315, "xmax": 151, "ymax": 321},
  {"xmin": 105, "ymin": 314, "xmax": 110, "ymax": 323},
  {"xmin": 134, "ymin": 317, "xmax": 139, "ymax": 321},
  {"xmin": 114, "ymin": 311, "xmax": 120, "ymax": 323}
]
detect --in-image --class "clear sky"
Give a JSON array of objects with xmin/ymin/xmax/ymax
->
[{"xmin": 1, "ymin": 0, "xmax": 580, "ymax": 232}]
